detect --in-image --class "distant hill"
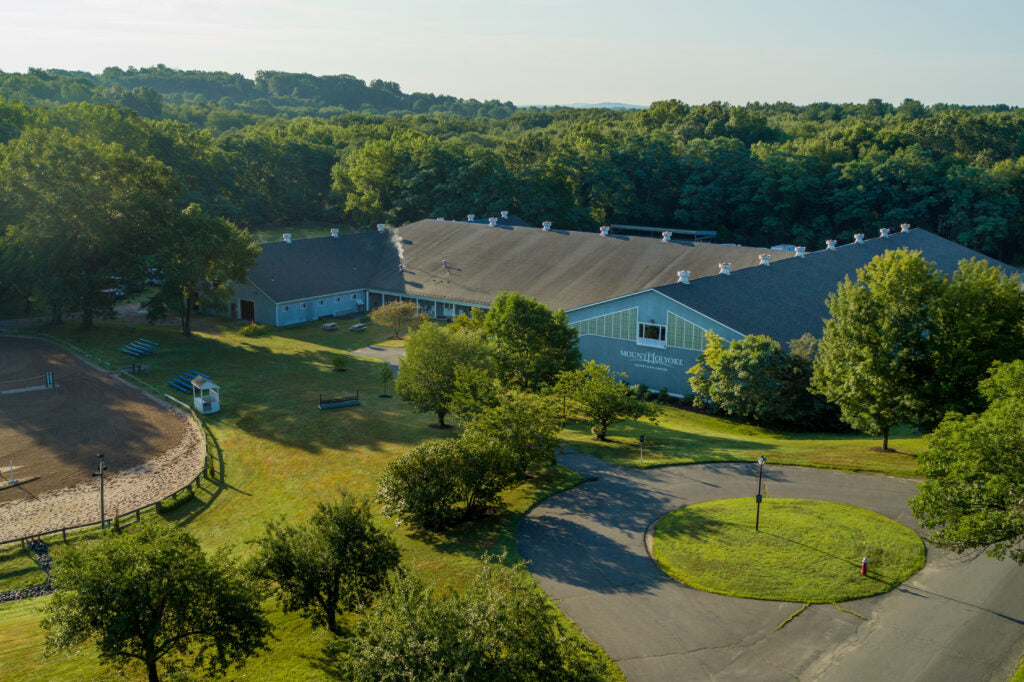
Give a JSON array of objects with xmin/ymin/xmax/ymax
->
[{"xmin": 567, "ymin": 102, "xmax": 645, "ymax": 110}]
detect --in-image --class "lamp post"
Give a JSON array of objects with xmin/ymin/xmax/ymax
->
[
  {"xmin": 638, "ymin": 435, "xmax": 645, "ymax": 464},
  {"xmin": 755, "ymin": 455, "xmax": 766, "ymax": 532},
  {"xmin": 93, "ymin": 453, "xmax": 106, "ymax": 532}
]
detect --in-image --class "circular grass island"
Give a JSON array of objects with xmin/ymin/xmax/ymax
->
[{"xmin": 652, "ymin": 498, "xmax": 925, "ymax": 603}]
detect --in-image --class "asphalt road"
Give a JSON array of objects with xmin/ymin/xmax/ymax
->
[{"xmin": 517, "ymin": 450, "xmax": 1024, "ymax": 681}]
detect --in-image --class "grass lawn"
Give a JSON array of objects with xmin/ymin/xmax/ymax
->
[
  {"xmin": 560, "ymin": 407, "xmax": 923, "ymax": 476},
  {"xmin": 0, "ymin": 317, "xmax": 607, "ymax": 680},
  {"xmin": 653, "ymin": 498, "xmax": 926, "ymax": 603},
  {"xmin": 0, "ymin": 544, "xmax": 46, "ymax": 591}
]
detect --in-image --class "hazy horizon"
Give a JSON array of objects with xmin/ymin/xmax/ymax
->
[{"xmin": 4, "ymin": 1, "xmax": 1023, "ymax": 107}]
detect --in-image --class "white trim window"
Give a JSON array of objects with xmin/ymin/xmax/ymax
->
[{"xmin": 637, "ymin": 322, "xmax": 667, "ymax": 348}]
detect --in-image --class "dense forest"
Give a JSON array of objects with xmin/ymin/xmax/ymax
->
[{"xmin": 1, "ymin": 66, "xmax": 1023, "ymax": 272}]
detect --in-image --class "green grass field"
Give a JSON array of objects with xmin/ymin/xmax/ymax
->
[
  {"xmin": 0, "ymin": 317, "xmax": 597, "ymax": 680},
  {"xmin": 560, "ymin": 406, "xmax": 923, "ymax": 476},
  {"xmin": 653, "ymin": 498, "xmax": 926, "ymax": 603}
]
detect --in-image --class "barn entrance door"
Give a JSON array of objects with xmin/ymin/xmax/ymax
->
[{"xmin": 240, "ymin": 300, "xmax": 255, "ymax": 321}]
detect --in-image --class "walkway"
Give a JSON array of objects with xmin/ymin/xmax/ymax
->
[{"xmin": 517, "ymin": 450, "xmax": 1024, "ymax": 681}]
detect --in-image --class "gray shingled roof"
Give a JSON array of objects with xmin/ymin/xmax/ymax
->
[
  {"xmin": 246, "ymin": 219, "xmax": 798, "ymax": 310},
  {"xmin": 247, "ymin": 231, "xmax": 397, "ymax": 302},
  {"xmin": 380, "ymin": 219, "xmax": 797, "ymax": 310},
  {"xmin": 655, "ymin": 229, "xmax": 1018, "ymax": 343}
]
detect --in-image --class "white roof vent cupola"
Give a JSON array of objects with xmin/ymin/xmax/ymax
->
[
  {"xmin": 795, "ymin": 246, "xmax": 807, "ymax": 258},
  {"xmin": 719, "ymin": 262, "xmax": 732, "ymax": 276},
  {"xmin": 880, "ymin": 227, "xmax": 891, "ymax": 238},
  {"xmin": 599, "ymin": 225, "xmax": 610, "ymax": 237},
  {"xmin": 826, "ymin": 239, "xmax": 838, "ymax": 250},
  {"xmin": 758, "ymin": 253, "xmax": 771, "ymax": 266},
  {"xmin": 488, "ymin": 217, "xmax": 498, "ymax": 227},
  {"xmin": 500, "ymin": 210, "xmax": 509, "ymax": 219},
  {"xmin": 900, "ymin": 223, "xmax": 911, "ymax": 232},
  {"xmin": 854, "ymin": 233, "xmax": 865, "ymax": 244},
  {"xmin": 377, "ymin": 223, "xmax": 387, "ymax": 233},
  {"xmin": 282, "ymin": 233, "xmax": 292, "ymax": 244},
  {"xmin": 330, "ymin": 228, "xmax": 339, "ymax": 238},
  {"xmin": 661, "ymin": 231, "xmax": 673, "ymax": 242},
  {"xmin": 466, "ymin": 214, "xmax": 476, "ymax": 222},
  {"xmin": 542, "ymin": 221, "xmax": 552, "ymax": 231},
  {"xmin": 677, "ymin": 270, "xmax": 691, "ymax": 284}
]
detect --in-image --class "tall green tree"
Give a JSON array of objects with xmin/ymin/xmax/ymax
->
[
  {"xmin": 42, "ymin": 523, "xmax": 270, "ymax": 682},
  {"xmin": 558, "ymin": 361, "xmax": 657, "ymax": 441},
  {"xmin": 482, "ymin": 291, "xmax": 581, "ymax": 390},
  {"xmin": 147, "ymin": 203, "xmax": 259, "ymax": 334},
  {"xmin": 246, "ymin": 493, "xmax": 400, "ymax": 634},
  {"xmin": 811, "ymin": 250, "xmax": 947, "ymax": 450},
  {"xmin": 930, "ymin": 259, "xmax": 1024, "ymax": 417},
  {"xmin": 395, "ymin": 322, "xmax": 490, "ymax": 426},
  {"xmin": 0, "ymin": 127, "xmax": 177, "ymax": 327},
  {"xmin": 909, "ymin": 360, "xmax": 1024, "ymax": 564}
]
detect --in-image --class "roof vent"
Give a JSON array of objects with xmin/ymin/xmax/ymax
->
[
  {"xmin": 795, "ymin": 246, "xmax": 806, "ymax": 258},
  {"xmin": 880, "ymin": 227, "xmax": 891, "ymax": 238},
  {"xmin": 719, "ymin": 262, "xmax": 732, "ymax": 276},
  {"xmin": 542, "ymin": 221, "xmax": 552, "ymax": 231},
  {"xmin": 330, "ymin": 228, "xmax": 339, "ymax": 238},
  {"xmin": 854, "ymin": 233, "xmax": 865, "ymax": 244},
  {"xmin": 661, "ymin": 231, "xmax": 673, "ymax": 242},
  {"xmin": 826, "ymin": 239, "xmax": 837, "ymax": 250},
  {"xmin": 900, "ymin": 223, "xmax": 911, "ymax": 232},
  {"xmin": 488, "ymin": 217, "xmax": 498, "ymax": 227},
  {"xmin": 500, "ymin": 210, "xmax": 509, "ymax": 219},
  {"xmin": 466, "ymin": 213, "xmax": 476, "ymax": 222},
  {"xmin": 677, "ymin": 270, "xmax": 690, "ymax": 284},
  {"xmin": 599, "ymin": 225, "xmax": 610, "ymax": 237},
  {"xmin": 282, "ymin": 233, "xmax": 292, "ymax": 244},
  {"xmin": 758, "ymin": 253, "xmax": 771, "ymax": 266}
]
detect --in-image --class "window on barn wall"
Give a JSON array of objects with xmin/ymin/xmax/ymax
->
[
  {"xmin": 637, "ymin": 322, "xmax": 667, "ymax": 348},
  {"xmin": 666, "ymin": 312, "xmax": 709, "ymax": 351},
  {"xmin": 569, "ymin": 308, "xmax": 638, "ymax": 341}
]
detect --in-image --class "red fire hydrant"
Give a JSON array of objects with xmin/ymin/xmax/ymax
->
[{"xmin": 860, "ymin": 557, "xmax": 868, "ymax": 576}]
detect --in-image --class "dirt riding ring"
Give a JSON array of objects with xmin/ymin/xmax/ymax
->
[{"xmin": 0, "ymin": 336, "xmax": 205, "ymax": 542}]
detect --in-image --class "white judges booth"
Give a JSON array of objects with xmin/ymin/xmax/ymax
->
[{"xmin": 191, "ymin": 376, "xmax": 221, "ymax": 415}]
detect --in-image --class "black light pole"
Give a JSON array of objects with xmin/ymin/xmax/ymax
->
[
  {"xmin": 639, "ymin": 434, "xmax": 645, "ymax": 464},
  {"xmin": 755, "ymin": 455, "xmax": 766, "ymax": 532},
  {"xmin": 93, "ymin": 453, "xmax": 106, "ymax": 533}
]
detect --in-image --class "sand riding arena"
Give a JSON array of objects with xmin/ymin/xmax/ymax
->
[{"xmin": 0, "ymin": 336, "xmax": 205, "ymax": 542}]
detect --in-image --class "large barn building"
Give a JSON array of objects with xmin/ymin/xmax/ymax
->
[{"xmin": 229, "ymin": 218, "xmax": 1012, "ymax": 395}]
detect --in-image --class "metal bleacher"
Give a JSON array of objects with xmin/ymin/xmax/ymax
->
[{"xmin": 166, "ymin": 370, "xmax": 210, "ymax": 393}]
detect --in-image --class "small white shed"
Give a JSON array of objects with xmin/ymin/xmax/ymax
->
[{"xmin": 191, "ymin": 376, "xmax": 221, "ymax": 415}]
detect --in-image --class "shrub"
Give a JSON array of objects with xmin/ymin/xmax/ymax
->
[
  {"xmin": 339, "ymin": 555, "xmax": 618, "ymax": 680},
  {"xmin": 157, "ymin": 489, "xmax": 194, "ymax": 514},
  {"xmin": 239, "ymin": 322, "xmax": 271, "ymax": 337},
  {"xmin": 377, "ymin": 432, "xmax": 515, "ymax": 529},
  {"xmin": 331, "ymin": 354, "xmax": 348, "ymax": 371}
]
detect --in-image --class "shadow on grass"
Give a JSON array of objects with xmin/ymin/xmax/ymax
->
[{"xmin": 563, "ymin": 419, "xmax": 773, "ymax": 465}]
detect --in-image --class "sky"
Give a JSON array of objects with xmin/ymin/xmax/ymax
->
[{"xmin": 2, "ymin": 0, "xmax": 1023, "ymax": 106}]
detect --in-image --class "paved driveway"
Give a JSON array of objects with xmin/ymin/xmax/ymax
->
[
  {"xmin": 517, "ymin": 451, "xmax": 1024, "ymax": 681},
  {"xmin": 349, "ymin": 344, "xmax": 404, "ymax": 373}
]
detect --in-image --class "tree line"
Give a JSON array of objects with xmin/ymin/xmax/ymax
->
[{"xmin": 1, "ymin": 81, "xmax": 1023, "ymax": 273}]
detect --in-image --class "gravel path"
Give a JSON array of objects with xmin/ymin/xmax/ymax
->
[{"xmin": 0, "ymin": 411, "xmax": 204, "ymax": 541}]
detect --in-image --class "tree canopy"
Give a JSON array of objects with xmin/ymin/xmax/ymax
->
[
  {"xmin": 246, "ymin": 493, "xmax": 400, "ymax": 634},
  {"xmin": 558, "ymin": 361, "xmax": 658, "ymax": 441},
  {"xmin": 42, "ymin": 523, "xmax": 270, "ymax": 682},
  {"xmin": 909, "ymin": 361, "xmax": 1024, "ymax": 564}
]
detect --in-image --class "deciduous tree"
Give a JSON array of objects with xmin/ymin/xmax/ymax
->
[
  {"xmin": 558, "ymin": 361, "xmax": 657, "ymax": 441},
  {"xmin": 811, "ymin": 250, "xmax": 946, "ymax": 450},
  {"xmin": 42, "ymin": 523, "xmax": 270, "ymax": 682},
  {"xmin": 369, "ymin": 300, "xmax": 419, "ymax": 339},
  {"xmin": 246, "ymin": 493, "xmax": 400, "ymax": 634},
  {"xmin": 909, "ymin": 361, "xmax": 1024, "ymax": 564}
]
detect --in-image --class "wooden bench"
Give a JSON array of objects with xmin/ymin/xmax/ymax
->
[{"xmin": 321, "ymin": 322, "xmax": 339, "ymax": 331}]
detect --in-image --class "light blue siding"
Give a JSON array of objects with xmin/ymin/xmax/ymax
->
[{"xmin": 567, "ymin": 290, "xmax": 743, "ymax": 395}]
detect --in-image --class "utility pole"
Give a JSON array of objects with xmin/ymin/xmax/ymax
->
[{"xmin": 93, "ymin": 453, "xmax": 106, "ymax": 532}]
